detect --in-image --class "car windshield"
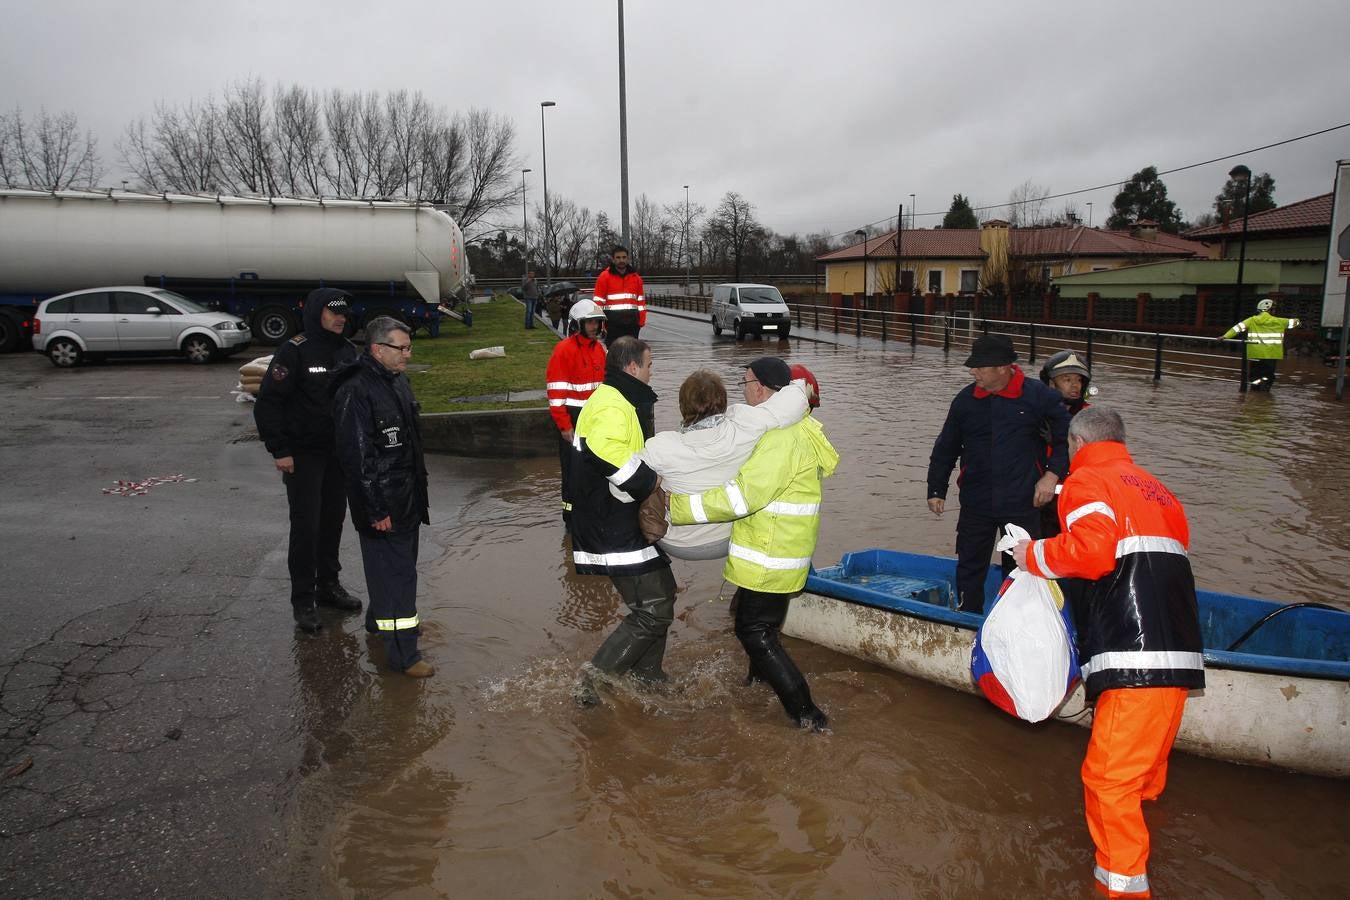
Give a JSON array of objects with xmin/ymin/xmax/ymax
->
[
  {"xmin": 153, "ymin": 290, "xmax": 208, "ymax": 313},
  {"xmin": 738, "ymin": 288, "xmax": 784, "ymax": 305}
]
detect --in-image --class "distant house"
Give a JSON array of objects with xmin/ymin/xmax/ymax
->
[
  {"xmin": 1052, "ymin": 194, "xmax": 1333, "ymax": 331},
  {"xmin": 816, "ymin": 219, "xmax": 1205, "ymax": 298}
]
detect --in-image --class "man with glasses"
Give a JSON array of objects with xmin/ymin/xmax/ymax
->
[
  {"xmin": 254, "ymin": 288, "xmax": 361, "ymax": 634},
  {"xmin": 332, "ymin": 317, "xmax": 433, "ymax": 677}
]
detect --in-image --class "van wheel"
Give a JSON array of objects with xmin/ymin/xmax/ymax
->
[
  {"xmin": 182, "ymin": 334, "xmax": 217, "ymax": 364},
  {"xmin": 254, "ymin": 306, "xmax": 296, "ymax": 344},
  {"xmin": 734, "ymin": 319, "xmax": 745, "ymax": 340},
  {"xmin": 712, "ymin": 314, "xmax": 722, "ymax": 336},
  {"xmin": 47, "ymin": 338, "xmax": 83, "ymax": 368}
]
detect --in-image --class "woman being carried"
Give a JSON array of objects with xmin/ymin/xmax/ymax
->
[{"xmin": 641, "ymin": 368, "xmax": 810, "ymax": 560}]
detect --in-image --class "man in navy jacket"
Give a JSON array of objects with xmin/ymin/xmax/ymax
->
[{"xmin": 926, "ymin": 334, "xmax": 1070, "ymax": 613}]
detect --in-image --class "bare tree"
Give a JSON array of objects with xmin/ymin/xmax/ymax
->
[
  {"xmin": 1006, "ymin": 179, "xmax": 1051, "ymax": 227},
  {"xmin": 445, "ymin": 108, "xmax": 520, "ymax": 243},
  {"xmin": 121, "ymin": 98, "xmax": 225, "ymax": 192},
  {"xmin": 0, "ymin": 109, "xmax": 20, "ymax": 186},
  {"xmin": 217, "ymin": 79, "xmax": 277, "ymax": 194},
  {"xmin": 8, "ymin": 107, "xmax": 101, "ymax": 190},
  {"xmin": 702, "ymin": 191, "xmax": 761, "ymax": 281},
  {"xmin": 273, "ymin": 84, "xmax": 327, "ymax": 196}
]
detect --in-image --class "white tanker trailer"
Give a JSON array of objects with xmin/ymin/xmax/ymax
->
[{"xmin": 0, "ymin": 189, "xmax": 471, "ymax": 348}]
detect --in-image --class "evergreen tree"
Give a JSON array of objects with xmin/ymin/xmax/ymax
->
[
  {"xmin": 1213, "ymin": 171, "xmax": 1276, "ymax": 219},
  {"xmin": 1106, "ymin": 166, "xmax": 1183, "ymax": 233},
  {"xmin": 943, "ymin": 194, "xmax": 979, "ymax": 229}
]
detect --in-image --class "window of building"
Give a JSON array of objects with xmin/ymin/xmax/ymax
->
[
  {"xmin": 960, "ymin": 269, "xmax": 979, "ymax": 293},
  {"xmin": 928, "ymin": 270, "xmax": 943, "ymax": 294}
]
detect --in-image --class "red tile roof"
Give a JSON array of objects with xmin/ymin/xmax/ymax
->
[
  {"xmin": 817, "ymin": 226, "xmax": 1204, "ymax": 262},
  {"xmin": 1183, "ymin": 193, "xmax": 1332, "ymax": 238}
]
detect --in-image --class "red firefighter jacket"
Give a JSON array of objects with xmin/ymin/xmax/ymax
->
[
  {"xmin": 1023, "ymin": 441, "xmax": 1204, "ymax": 700},
  {"xmin": 592, "ymin": 266, "xmax": 646, "ymax": 327},
  {"xmin": 545, "ymin": 332, "xmax": 607, "ymax": 432}
]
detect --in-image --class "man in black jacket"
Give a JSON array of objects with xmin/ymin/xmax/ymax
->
[
  {"xmin": 926, "ymin": 334, "xmax": 1070, "ymax": 613},
  {"xmin": 254, "ymin": 288, "xmax": 361, "ymax": 633},
  {"xmin": 332, "ymin": 317, "xmax": 432, "ymax": 677}
]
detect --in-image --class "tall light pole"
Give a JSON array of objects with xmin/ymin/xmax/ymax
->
[
  {"xmin": 1230, "ymin": 163, "xmax": 1253, "ymax": 393},
  {"xmin": 540, "ymin": 101, "xmax": 556, "ymax": 289},
  {"xmin": 617, "ymin": 0, "xmax": 630, "ymax": 245},
  {"xmin": 520, "ymin": 168, "xmax": 532, "ymax": 276},
  {"xmin": 856, "ymin": 228, "xmax": 868, "ymax": 299},
  {"xmin": 683, "ymin": 184, "xmax": 691, "ymax": 297}
]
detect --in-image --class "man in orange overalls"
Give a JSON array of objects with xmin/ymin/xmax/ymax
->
[{"xmin": 1014, "ymin": 405, "xmax": 1204, "ymax": 898}]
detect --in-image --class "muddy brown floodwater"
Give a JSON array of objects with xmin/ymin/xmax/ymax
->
[{"xmin": 273, "ymin": 328, "xmax": 1350, "ymax": 898}]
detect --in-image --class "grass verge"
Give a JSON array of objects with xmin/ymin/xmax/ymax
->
[{"xmin": 408, "ymin": 295, "xmax": 557, "ymax": 413}]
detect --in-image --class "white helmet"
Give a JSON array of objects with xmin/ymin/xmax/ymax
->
[
  {"xmin": 1257, "ymin": 298, "xmax": 1274, "ymax": 312},
  {"xmin": 569, "ymin": 298, "xmax": 607, "ymax": 322}
]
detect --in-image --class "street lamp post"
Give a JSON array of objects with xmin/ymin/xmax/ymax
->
[
  {"xmin": 1230, "ymin": 164, "xmax": 1252, "ymax": 393},
  {"xmin": 540, "ymin": 101, "xmax": 556, "ymax": 290},
  {"xmin": 683, "ymin": 185, "xmax": 691, "ymax": 297},
  {"xmin": 856, "ymin": 229, "xmax": 868, "ymax": 302},
  {"xmin": 617, "ymin": 0, "xmax": 630, "ymax": 245},
  {"xmin": 520, "ymin": 168, "xmax": 532, "ymax": 276}
]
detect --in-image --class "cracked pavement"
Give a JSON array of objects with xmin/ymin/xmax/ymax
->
[{"xmin": 0, "ymin": 351, "xmax": 335, "ymax": 898}]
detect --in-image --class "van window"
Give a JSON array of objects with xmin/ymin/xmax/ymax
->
[
  {"xmin": 71, "ymin": 293, "xmax": 112, "ymax": 314},
  {"xmin": 713, "ymin": 286, "xmax": 729, "ymax": 303},
  {"xmin": 738, "ymin": 287, "xmax": 784, "ymax": 305}
]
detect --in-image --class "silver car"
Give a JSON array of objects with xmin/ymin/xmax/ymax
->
[{"xmin": 33, "ymin": 286, "xmax": 251, "ymax": 368}]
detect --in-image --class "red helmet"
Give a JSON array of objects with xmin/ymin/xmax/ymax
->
[{"xmin": 789, "ymin": 364, "xmax": 820, "ymax": 408}]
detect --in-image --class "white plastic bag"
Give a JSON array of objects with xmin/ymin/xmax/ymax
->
[
  {"xmin": 468, "ymin": 345, "xmax": 506, "ymax": 360},
  {"xmin": 969, "ymin": 524, "xmax": 1077, "ymax": 722}
]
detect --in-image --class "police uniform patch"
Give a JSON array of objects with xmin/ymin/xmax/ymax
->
[
  {"xmin": 272, "ymin": 364, "xmax": 289, "ymax": 381},
  {"xmin": 289, "ymin": 334, "xmax": 307, "ymax": 345}
]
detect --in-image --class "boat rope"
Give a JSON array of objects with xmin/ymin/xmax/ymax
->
[{"xmin": 1225, "ymin": 603, "xmax": 1339, "ymax": 653}]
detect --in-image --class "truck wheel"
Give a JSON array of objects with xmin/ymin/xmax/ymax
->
[
  {"xmin": 712, "ymin": 314, "xmax": 722, "ymax": 336},
  {"xmin": 47, "ymin": 338, "xmax": 83, "ymax": 368},
  {"xmin": 254, "ymin": 307, "xmax": 296, "ymax": 344},
  {"xmin": 181, "ymin": 334, "xmax": 216, "ymax": 364},
  {"xmin": 0, "ymin": 312, "xmax": 20, "ymax": 353}
]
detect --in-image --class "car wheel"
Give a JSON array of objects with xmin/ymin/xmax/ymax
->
[
  {"xmin": 712, "ymin": 314, "xmax": 722, "ymax": 336},
  {"xmin": 182, "ymin": 334, "xmax": 216, "ymax": 364},
  {"xmin": 254, "ymin": 306, "xmax": 296, "ymax": 344},
  {"xmin": 47, "ymin": 337, "xmax": 83, "ymax": 368}
]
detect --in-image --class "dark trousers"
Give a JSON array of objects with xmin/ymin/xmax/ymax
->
[
  {"xmin": 358, "ymin": 528, "xmax": 422, "ymax": 671},
  {"xmin": 558, "ymin": 433, "xmax": 574, "ymax": 524},
  {"xmin": 284, "ymin": 452, "xmax": 347, "ymax": 609},
  {"xmin": 524, "ymin": 297, "xmax": 539, "ymax": 328},
  {"xmin": 955, "ymin": 507, "xmax": 1042, "ymax": 614},
  {"xmin": 590, "ymin": 566, "xmax": 677, "ymax": 680},
  {"xmin": 734, "ymin": 588, "xmax": 823, "ymax": 722},
  {"xmin": 604, "ymin": 314, "xmax": 640, "ymax": 345},
  {"xmin": 1250, "ymin": 358, "xmax": 1277, "ymax": 389}
]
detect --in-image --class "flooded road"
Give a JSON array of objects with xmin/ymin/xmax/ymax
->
[{"xmin": 275, "ymin": 316, "xmax": 1350, "ymax": 898}]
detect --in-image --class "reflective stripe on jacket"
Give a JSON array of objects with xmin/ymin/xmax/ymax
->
[
  {"xmin": 1023, "ymin": 441, "xmax": 1204, "ymax": 700},
  {"xmin": 670, "ymin": 415, "xmax": 838, "ymax": 593},
  {"xmin": 1222, "ymin": 312, "xmax": 1299, "ymax": 360},
  {"xmin": 570, "ymin": 379, "xmax": 668, "ymax": 576},
  {"xmin": 593, "ymin": 266, "xmax": 647, "ymax": 327},
  {"xmin": 545, "ymin": 332, "xmax": 606, "ymax": 431}
]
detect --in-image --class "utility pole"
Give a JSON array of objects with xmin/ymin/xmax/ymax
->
[
  {"xmin": 895, "ymin": 203, "xmax": 904, "ymax": 302},
  {"xmin": 683, "ymin": 184, "xmax": 691, "ymax": 297},
  {"xmin": 617, "ymin": 0, "xmax": 631, "ymax": 245}
]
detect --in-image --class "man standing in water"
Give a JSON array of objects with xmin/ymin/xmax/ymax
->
[
  {"xmin": 669, "ymin": 357, "xmax": 839, "ymax": 731},
  {"xmin": 570, "ymin": 336, "xmax": 675, "ymax": 704},
  {"xmin": 1013, "ymin": 406, "xmax": 1204, "ymax": 899},
  {"xmin": 1221, "ymin": 297, "xmax": 1299, "ymax": 391}
]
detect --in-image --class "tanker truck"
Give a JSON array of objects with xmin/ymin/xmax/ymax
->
[{"xmin": 0, "ymin": 189, "xmax": 472, "ymax": 351}]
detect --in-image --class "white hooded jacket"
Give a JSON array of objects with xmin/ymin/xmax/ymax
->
[{"xmin": 640, "ymin": 381, "xmax": 809, "ymax": 558}]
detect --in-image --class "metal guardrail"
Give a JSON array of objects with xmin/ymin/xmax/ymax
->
[{"xmin": 648, "ymin": 295, "xmax": 1257, "ymax": 391}]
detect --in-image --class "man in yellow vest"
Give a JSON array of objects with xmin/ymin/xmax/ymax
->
[
  {"xmin": 669, "ymin": 357, "xmax": 839, "ymax": 731},
  {"xmin": 1222, "ymin": 298, "xmax": 1299, "ymax": 391}
]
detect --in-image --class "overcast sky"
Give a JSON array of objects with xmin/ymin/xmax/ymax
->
[{"xmin": 5, "ymin": 0, "xmax": 1350, "ymax": 238}]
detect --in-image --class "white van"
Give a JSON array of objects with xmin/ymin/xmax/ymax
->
[{"xmin": 710, "ymin": 283, "xmax": 792, "ymax": 340}]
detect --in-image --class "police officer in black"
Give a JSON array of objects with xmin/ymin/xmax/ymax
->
[
  {"xmin": 254, "ymin": 288, "xmax": 362, "ymax": 633},
  {"xmin": 332, "ymin": 317, "xmax": 433, "ymax": 677}
]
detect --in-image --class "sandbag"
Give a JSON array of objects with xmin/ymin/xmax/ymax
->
[
  {"xmin": 970, "ymin": 524, "xmax": 1080, "ymax": 722},
  {"xmin": 469, "ymin": 345, "xmax": 506, "ymax": 360}
]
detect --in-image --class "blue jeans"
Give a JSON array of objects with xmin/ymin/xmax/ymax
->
[{"xmin": 524, "ymin": 298, "xmax": 538, "ymax": 328}]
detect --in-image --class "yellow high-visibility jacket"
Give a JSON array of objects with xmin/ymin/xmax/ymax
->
[
  {"xmin": 670, "ymin": 415, "xmax": 839, "ymax": 593},
  {"xmin": 1222, "ymin": 311, "xmax": 1299, "ymax": 360}
]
